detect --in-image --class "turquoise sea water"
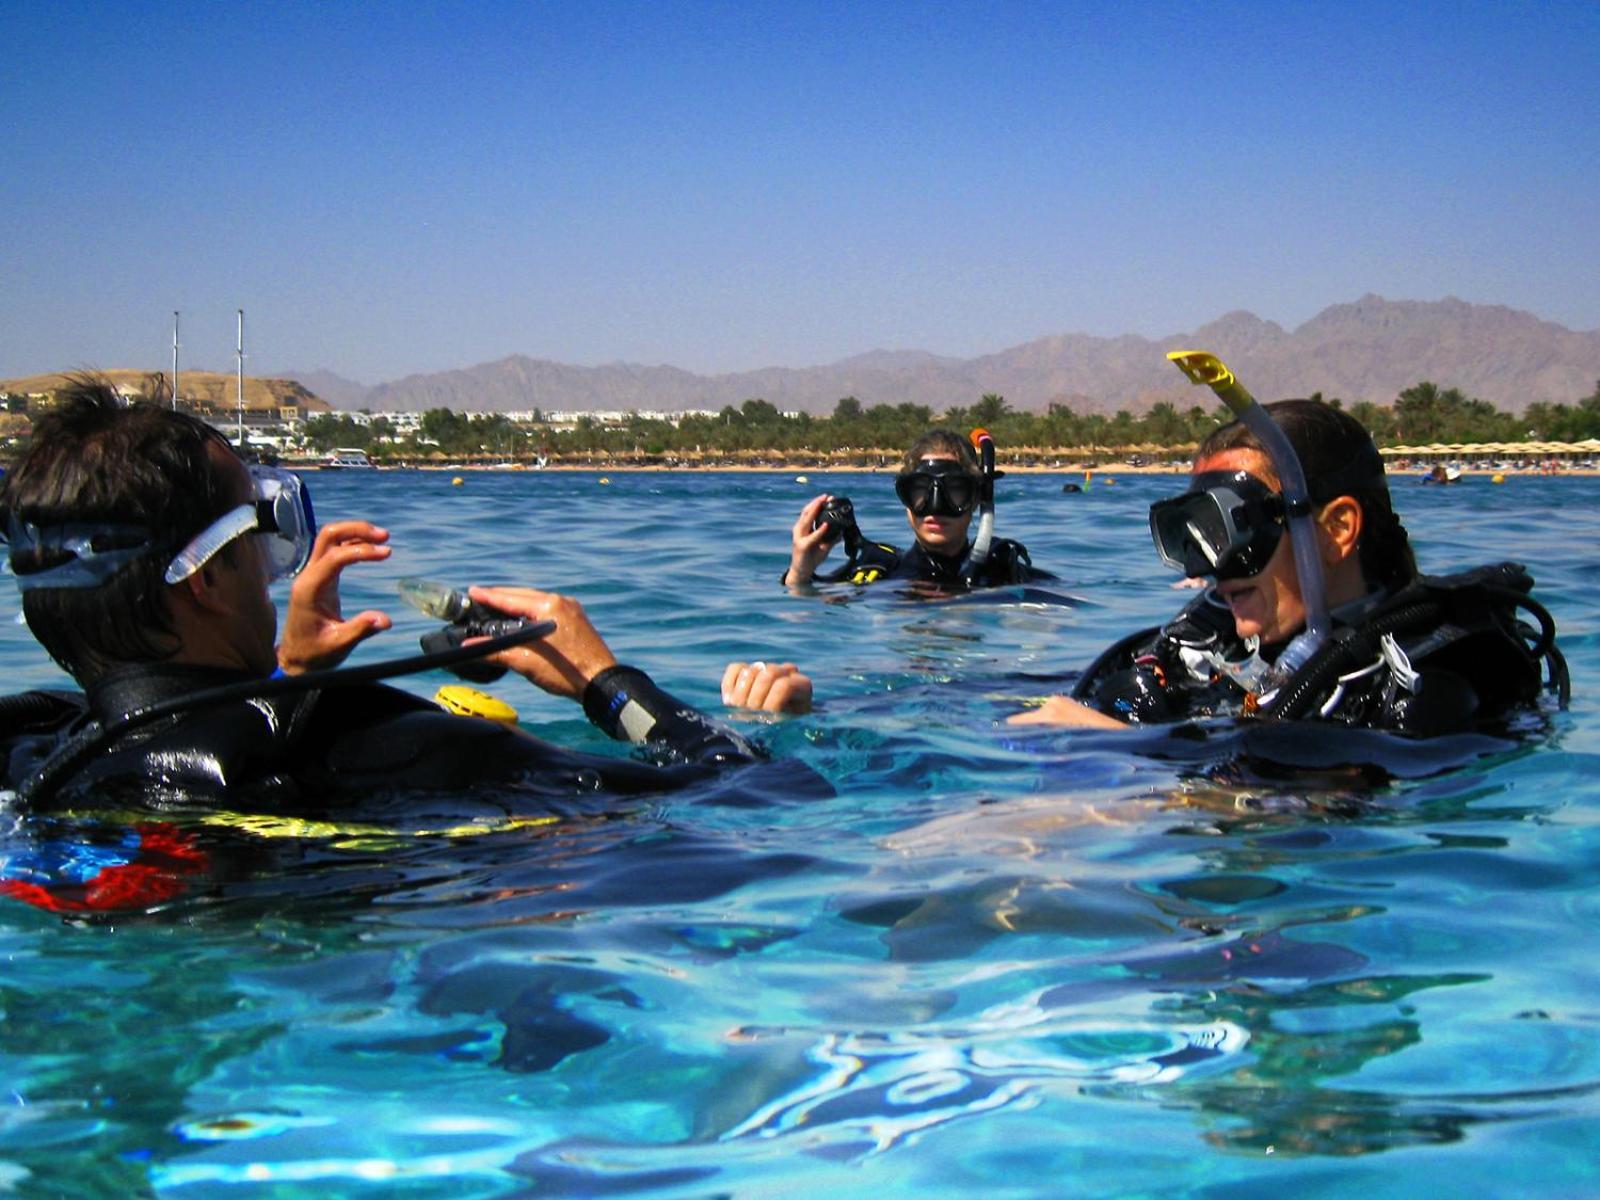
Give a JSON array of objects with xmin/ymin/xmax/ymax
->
[{"xmin": 1, "ymin": 468, "xmax": 1596, "ymax": 1198}]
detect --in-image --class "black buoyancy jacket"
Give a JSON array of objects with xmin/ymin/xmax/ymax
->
[
  {"xmin": 1071, "ymin": 562, "xmax": 1568, "ymax": 736},
  {"xmin": 1, "ymin": 662, "xmax": 768, "ymax": 813},
  {"xmin": 818, "ymin": 536, "xmax": 1050, "ymax": 587}
]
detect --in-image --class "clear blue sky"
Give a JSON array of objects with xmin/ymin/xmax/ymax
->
[{"xmin": 4, "ymin": 0, "xmax": 1597, "ymax": 384}]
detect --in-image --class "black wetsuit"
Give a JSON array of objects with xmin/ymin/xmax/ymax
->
[
  {"xmin": 1071, "ymin": 562, "xmax": 1567, "ymax": 736},
  {"xmin": 817, "ymin": 536, "xmax": 1049, "ymax": 588},
  {"xmin": 0, "ymin": 662, "xmax": 774, "ymax": 813}
]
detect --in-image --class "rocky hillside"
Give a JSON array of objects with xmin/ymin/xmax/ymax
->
[
  {"xmin": 287, "ymin": 294, "xmax": 1595, "ymax": 416},
  {"xmin": 0, "ymin": 370, "xmax": 332, "ymax": 414}
]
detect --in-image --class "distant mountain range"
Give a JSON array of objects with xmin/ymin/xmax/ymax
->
[{"xmin": 280, "ymin": 294, "xmax": 1593, "ymax": 417}]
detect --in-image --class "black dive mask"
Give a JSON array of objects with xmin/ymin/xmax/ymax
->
[
  {"xmin": 1149, "ymin": 470, "xmax": 1287, "ymax": 581},
  {"xmin": 894, "ymin": 459, "xmax": 980, "ymax": 518}
]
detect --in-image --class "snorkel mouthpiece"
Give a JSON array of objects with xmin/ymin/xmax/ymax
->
[
  {"xmin": 1167, "ymin": 350, "xmax": 1331, "ymax": 698},
  {"xmin": 1167, "ymin": 351, "xmax": 1254, "ymax": 417}
]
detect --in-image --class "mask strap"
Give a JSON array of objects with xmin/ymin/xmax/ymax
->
[{"xmin": 164, "ymin": 505, "xmax": 257, "ymax": 584}]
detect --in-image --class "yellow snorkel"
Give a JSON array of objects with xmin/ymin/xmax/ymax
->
[{"xmin": 1167, "ymin": 350, "xmax": 1331, "ymax": 697}]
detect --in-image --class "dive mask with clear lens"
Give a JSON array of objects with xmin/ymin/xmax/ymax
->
[
  {"xmin": 894, "ymin": 459, "xmax": 980, "ymax": 518},
  {"xmin": 164, "ymin": 465, "xmax": 317, "ymax": 585},
  {"xmin": 1149, "ymin": 470, "xmax": 1286, "ymax": 581}
]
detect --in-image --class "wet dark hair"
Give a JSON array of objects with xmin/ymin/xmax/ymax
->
[
  {"xmin": 901, "ymin": 428, "xmax": 981, "ymax": 476},
  {"xmin": 1196, "ymin": 398, "xmax": 1417, "ymax": 591},
  {"xmin": 1, "ymin": 376, "xmax": 239, "ymax": 681}
]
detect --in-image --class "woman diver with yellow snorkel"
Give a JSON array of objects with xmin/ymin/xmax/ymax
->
[{"xmin": 1011, "ymin": 353, "xmax": 1567, "ymax": 734}]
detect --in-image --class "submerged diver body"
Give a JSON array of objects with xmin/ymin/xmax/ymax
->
[
  {"xmin": 1014, "ymin": 372, "xmax": 1566, "ymax": 735},
  {"xmin": 0, "ymin": 380, "xmax": 814, "ymax": 812},
  {"xmin": 783, "ymin": 429, "xmax": 1051, "ymax": 589}
]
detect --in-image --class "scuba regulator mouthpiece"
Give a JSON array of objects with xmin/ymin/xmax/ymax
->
[{"xmin": 398, "ymin": 577, "xmax": 537, "ymax": 684}]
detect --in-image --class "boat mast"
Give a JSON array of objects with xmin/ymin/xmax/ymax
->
[
  {"xmin": 171, "ymin": 311, "xmax": 180, "ymax": 409},
  {"xmin": 236, "ymin": 308, "xmax": 246, "ymax": 446}
]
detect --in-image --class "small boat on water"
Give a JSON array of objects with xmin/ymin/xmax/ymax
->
[
  {"xmin": 324, "ymin": 448, "xmax": 376, "ymax": 470},
  {"xmin": 488, "ymin": 456, "xmax": 548, "ymax": 471}
]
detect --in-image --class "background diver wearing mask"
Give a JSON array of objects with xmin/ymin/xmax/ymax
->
[
  {"xmin": 0, "ymin": 380, "xmax": 812, "ymax": 809},
  {"xmin": 782, "ymin": 429, "xmax": 1051, "ymax": 588},
  {"xmin": 1011, "ymin": 399, "xmax": 1567, "ymax": 734}
]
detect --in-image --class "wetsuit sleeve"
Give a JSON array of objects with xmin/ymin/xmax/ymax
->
[{"xmin": 583, "ymin": 666, "xmax": 760, "ymax": 766}]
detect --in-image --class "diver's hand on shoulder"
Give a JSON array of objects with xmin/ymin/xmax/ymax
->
[
  {"xmin": 721, "ymin": 660, "xmax": 813, "ymax": 715},
  {"xmin": 784, "ymin": 494, "xmax": 837, "ymax": 586},
  {"xmin": 278, "ymin": 520, "xmax": 394, "ymax": 674},
  {"xmin": 1007, "ymin": 694, "xmax": 1129, "ymax": 729},
  {"xmin": 467, "ymin": 585, "xmax": 618, "ymax": 701}
]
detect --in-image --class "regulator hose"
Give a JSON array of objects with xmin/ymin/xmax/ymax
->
[
  {"xmin": 1267, "ymin": 599, "xmax": 1443, "ymax": 719},
  {"xmin": 1268, "ymin": 585, "xmax": 1569, "ymax": 719}
]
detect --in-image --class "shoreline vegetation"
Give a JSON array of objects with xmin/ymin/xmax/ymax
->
[
  {"xmin": 290, "ymin": 456, "xmax": 1600, "ymax": 478},
  {"xmin": 9, "ymin": 375, "xmax": 1600, "ymax": 476},
  {"xmin": 293, "ymin": 381, "xmax": 1600, "ymax": 476}
]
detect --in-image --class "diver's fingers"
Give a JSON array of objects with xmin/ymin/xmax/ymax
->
[
  {"xmin": 721, "ymin": 661, "xmax": 750, "ymax": 703},
  {"xmin": 293, "ymin": 526, "xmax": 391, "ymax": 608},
  {"xmin": 743, "ymin": 664, "xmax": 776, "ymax": 709},
  {"xmin": 309, "ymin": 520, "xmax": 390, "ymax": 559},
  {"xmin": 722, "ymin": 661, "xmax": 772, "ymax": 707},
  {"xmin": 466, "ymin": 584, "xmax": 559, "ymax": 621},
  {"xmin": 722, "ymin": 661, "xmax": 764, "ymax": 706},
  {"xmin": 723, "ymin": 662, "xmax": 811, "ymax": 713},
  {"xmin": 468, "ymin": 585, "xmax": 617, "ymax": 698},
  {"xmin": 791, "ymin": 494, "xmax": 831, "ymax": 540},
  {"xmin": 306, "ymin": 537, "xmax": 393, "ymax": 579},
  {"xmin": 277, "ymin": 610, "xmax": 393, "ymax": 675},
  {"xmin": 795, "ymin": 531, "xmax": 831, "ymax": 559},
  {"xmin": 762, "ymin": 668, "xmax": 813, "ymax": 715},
  {"xmin": 342, "ymin": 610, "xmax": 393, "ymax": 638}
]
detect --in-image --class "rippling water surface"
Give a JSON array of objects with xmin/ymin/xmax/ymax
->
[{"xmin": 2, "ymin": 468, "xmax": 1596, "ymax": 1198}]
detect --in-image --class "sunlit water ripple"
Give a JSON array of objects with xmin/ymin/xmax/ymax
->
[{"xmin": 0, "ymin": 468, "xmax": 1596, "ymax": 1198}]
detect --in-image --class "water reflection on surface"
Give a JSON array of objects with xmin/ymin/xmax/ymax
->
[{"xmin": 0, "ymin": 471, "xmax": 1597, "ymax": 1197}]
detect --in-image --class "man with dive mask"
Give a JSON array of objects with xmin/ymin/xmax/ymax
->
[
  {"xmin": 162, "ymin": 464, "xmax": 317, "ymax": 586},
  {"xmin": 781, "ymin": 428, "xmax": 1050, "ymax": 589},
  {"xmin": 0, "ymin": 377, "xmax": 813, "ymax": 811}
]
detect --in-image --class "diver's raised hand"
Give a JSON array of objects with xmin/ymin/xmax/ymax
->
[
  {"xmin": 721, "ymin": 660, "xmax": 813, "ymax": 715},
  {"xmin": 784, "ymin": 494, "xmax": 838, "ymax": 586},
  {"xmin": 467, "ymin": 585, "xmax": 618, "ymax": 700},
  {"xmin": 278, "ymin": 520, "xmax": 393, "ymax": 674}
]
